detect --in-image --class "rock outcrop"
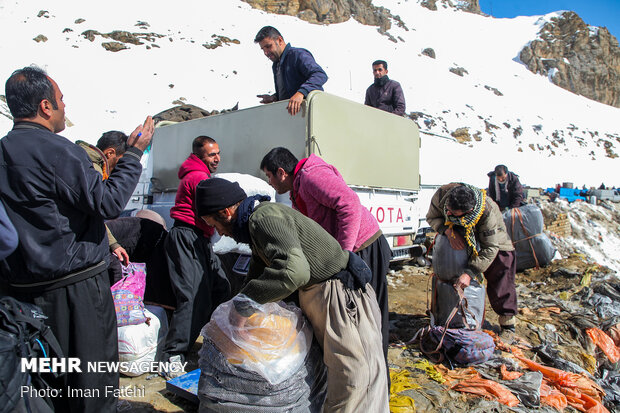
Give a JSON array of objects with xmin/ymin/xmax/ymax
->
[
  {"xmin": 153, "ymin": 103, "xmax": 238, "ymax": 125},
  {"xmin": 519, "ymin": 11, "xmax": 620, "ymax": 108},
  {"xmin": 81, "ymin": 30, "xmax": 164, "ymax": 45},
  {"xmin": 420, "ymin": 0, "xmax": 480, "ymax": 14},
  {"xmin": 422, "ymin": 47, "xmax": 436, "ymax": 58},
  {"xmin": 242, "ymin": 0, "xmax": 396, "ymax": 32}
]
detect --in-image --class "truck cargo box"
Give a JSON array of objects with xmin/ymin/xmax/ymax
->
[{"xmin": 129, "ymin": 92, "xmax": 422, "ymax": 260}]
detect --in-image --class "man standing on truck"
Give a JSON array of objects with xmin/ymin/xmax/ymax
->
[
  {"xmin": 0, "ymin": 66, "xmax": 154, "ymax": 412},
  {"xmin": 195, "ymin": 177, "xmax": 389, "ymax": 413},
  {"xmin": 365, "ymin": 60, "xmax": 406, "ymax": 116},
  {"xmin": 161, "ymin": 135, "xmax": 231, "ymax": 375},
  {"xmin": 426, "ymin": 183, "xmax": 518, "ymax": 333},
  {"xmin": 260, "ymin": 147, "xmax": 391, "ymax": 363},
  {"xmin": 255, "ymin": 25, "xmax": 328, "ymax": 116},
  {"xmin": 487, "ymin": 164, "xmax": 524, "ymax": 211}
]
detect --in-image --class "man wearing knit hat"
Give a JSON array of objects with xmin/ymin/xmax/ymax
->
[
  {"xmin": 426, "ymin": 183, "xmax": 518, "ymax": 333},
  {"xmin": 161, "ymin": 136, "xmax": 231, "ymax": 373},
  {"xmin": 195, "ymin": 178, "xmax": 389, "ymax": 413}
]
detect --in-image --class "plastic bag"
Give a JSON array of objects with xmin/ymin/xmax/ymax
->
[
  {"xmin": 389, "ymin": 368, "xmax": 419, "ymax": 413},
  {"xmin": 114, "ymin": 262, "xmax": 147, "ymax": 297},
  {"xmin": 500, "ymin": 371, "xmax": 543, "ymax": 408},
  {"xmin": 203, "ymin": 295, "xmax": 312, "ymax": 385},
  {"xmin": 540, "ymin": 381, "xmax": 568, "ymax": 411},
  {"xmin": 513, "ymin": 352, "xmax": 607, "ymax": 412},
  {"xmin": 451, "ymin": 377, "xmax": 520, "ymax": 407},
  {"xmin": 111, "ymin": 262, "xmax": 148, "ymax": 326},
  {"xmin": 500, "ymin": 364, "xmax": 524, "ymax": 380},
  {"xmin": 198, "ymin": 336, "xmax": 326, "ymax": 412},
  {"xmin": 117, "ymin": 308, "xmax": 160, "ymax": 377},
  {"xmin": 586, "ymin": 327, "xmax": 620, "ymax": 363}
]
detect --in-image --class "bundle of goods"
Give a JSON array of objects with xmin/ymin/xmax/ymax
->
[
  {"xmin": 112, "ymin": 263, "xmax": 166, "ymax": 376},
  {"xmin": 431, "ymin": 234, "xmax": 485, "ymax": 329},
  {"xmin": 503, "ymin": 204, "xmax": 556, "ymax": 271},
  {"xmin": 417, "ymin": 234, "xmax": 494, "ymax": 366},
  {"xmin": 198, "ymin": 295, "xmax": 327, "ymax": 412}
]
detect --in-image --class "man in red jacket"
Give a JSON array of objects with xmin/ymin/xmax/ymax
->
[{"xmin": 161, "ymin": 136, "xmax": 230, "ymax": 372}]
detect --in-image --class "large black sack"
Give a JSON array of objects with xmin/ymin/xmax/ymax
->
[
  {"xmin": 430, "ymin": 234, "xmax": 485, "ymax": 329},
  {"xmin": 503, "ymin": 204, "xmax": 556, "ymax": 271},
  {"xmin": 431, "ymin": 276, "xmax": 486, "ymax": 330},
  {"xmin": 0, "ymin": 296, "xmax": 64, "ymax": 413},
  {"xmin": 432, "ymin": 233, "xmax": 473, "ymax": 282},
  {"xmin": 198, "ymin": 337, "xmax": 327, "ymax": 412}
]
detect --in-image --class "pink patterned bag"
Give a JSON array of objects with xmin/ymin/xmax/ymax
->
[{"xmin": 111, "ymin": 262, "xmax": 148, "ymax": 327}]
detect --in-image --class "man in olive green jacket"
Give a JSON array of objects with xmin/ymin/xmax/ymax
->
[
  {"xmin": 77, "ymin": 131, "xmax": 130, "ymax": 264},
  {"xmin": 195, "ymin": 177, "xmax": 389, "ymax": 413},
  {"xmin": 426, "ymin": 182, "xmax": 517, "ymax": 331}
]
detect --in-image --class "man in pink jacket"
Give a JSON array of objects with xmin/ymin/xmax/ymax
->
[
  {"xmin": 260, "ymin": 147, "xmax": 391, "ymax": 362},
  {"xmin": 161, "ymin": 136, "xmax": 230, "ymax": 373}
]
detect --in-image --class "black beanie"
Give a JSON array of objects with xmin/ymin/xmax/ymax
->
[{"xmin": 195, "ymin": 178, "xmax": 247, "ymax": 216}]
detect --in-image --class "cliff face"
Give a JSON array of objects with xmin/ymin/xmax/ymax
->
[
  {"xmin": 242, "ymin": 0, "xmax": 394, "ymax": 31},
  {"xmin": 520, "ymin": 11, "xmax": 620, "ymax": 108},
  {"xmin": 419, "ymin": 0, "xmax": 480, "ymax": 14}
]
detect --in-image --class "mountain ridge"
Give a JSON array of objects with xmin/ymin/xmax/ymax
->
[{"xmin": 0, "ymin": 0, "xmax": 617, "ymax": 188}]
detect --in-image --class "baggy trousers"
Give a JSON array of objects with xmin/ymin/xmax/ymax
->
[
  {"xmin": 356, "ymin": 234, "xmax": 391, "ymax": 359},
  {"xmin": 299, "ymin": 280, "xmax": 389, "ymax": 413},
  {"xmin": 484, "ymin": 250, "xmax": 518, "ymax": 317},
  {"xmin": 105, "ymin": 217, "xmax": 174, "ymax": 307},
  {"xmin": 13, "ymin": 271, "xmax": 119, "ymax": 413},
  {"xmin": 162, "ymin": 223, "xmax": 231, "ymax": 360}
]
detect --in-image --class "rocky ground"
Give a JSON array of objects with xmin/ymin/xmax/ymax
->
[{"xmin": 118, "ymin": 199, "xmax": 620, "ymax": 412}]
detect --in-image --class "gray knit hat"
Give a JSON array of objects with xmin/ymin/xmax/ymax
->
[{"xmin": 195, "ymin": 178, "xmax": 247, "ymax": 216}]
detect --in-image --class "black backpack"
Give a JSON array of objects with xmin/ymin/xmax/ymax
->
[{"xmin": 0, "ymin": 296, "xmax": 64, "ymax": 413}]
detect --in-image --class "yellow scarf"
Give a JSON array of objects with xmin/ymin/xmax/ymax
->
[{"xmin": 444, "ymin": 186, "xmax": 486, "ymax": 257}]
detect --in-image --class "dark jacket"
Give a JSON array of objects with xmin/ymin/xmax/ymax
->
[
  {"xmin": 0, "ymin": 201, "xmax": 18, "ymax": 260},
  {"xmin": 365, "ymin": 78, "xmax": 406, "ymax": 116},
  {"xmin": 487, "ymin": 171, "xmax": 524, "ymax": 209},
  {"xmin": 272, "ymin": 43, "xmax": 327, "ymax": 100},
  {"xmin": 0, "ymin": 122, "xmax": 143, "ymax": 286}
]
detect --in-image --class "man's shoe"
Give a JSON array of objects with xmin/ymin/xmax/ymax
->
[
  {"xmin": 500, "ymin": 324, "xmax": 516, "ymax": 333},
  {"xmin": 498, "ymin": 315, "xmax": 516, "ymax": 332}
]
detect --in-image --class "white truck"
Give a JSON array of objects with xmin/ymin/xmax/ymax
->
[{"xmin": 127, "ymin": 92, "xmax": 424, "ymax": 261}]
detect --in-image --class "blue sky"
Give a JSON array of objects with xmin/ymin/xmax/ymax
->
[{"xmin": 478, "ymin": 0, "xmax": 620, "ymax": 41}]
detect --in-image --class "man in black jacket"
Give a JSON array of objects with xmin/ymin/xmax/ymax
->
[
  {"xmin": 364, "ymin": 60, "xmax": 406, "ymax": 116},
  {"xmin": 255, "ymin": 26, "xmax": 328, "ymax": 116},
  {"xmin": 0, "ymin": 66, "xmax": 154, "ymax": 413},
  {"xmin": 487, "ymin": 165, "xmax": 525, "ymax": 211}
]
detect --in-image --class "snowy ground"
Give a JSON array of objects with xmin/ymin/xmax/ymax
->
[
  {"xmin": 541, "ymin": 198, "xmax": 620, "ymax": 275},
  {"xmin": 0, "ymin": 0, "xmax": 618, "ymax": 190}
]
